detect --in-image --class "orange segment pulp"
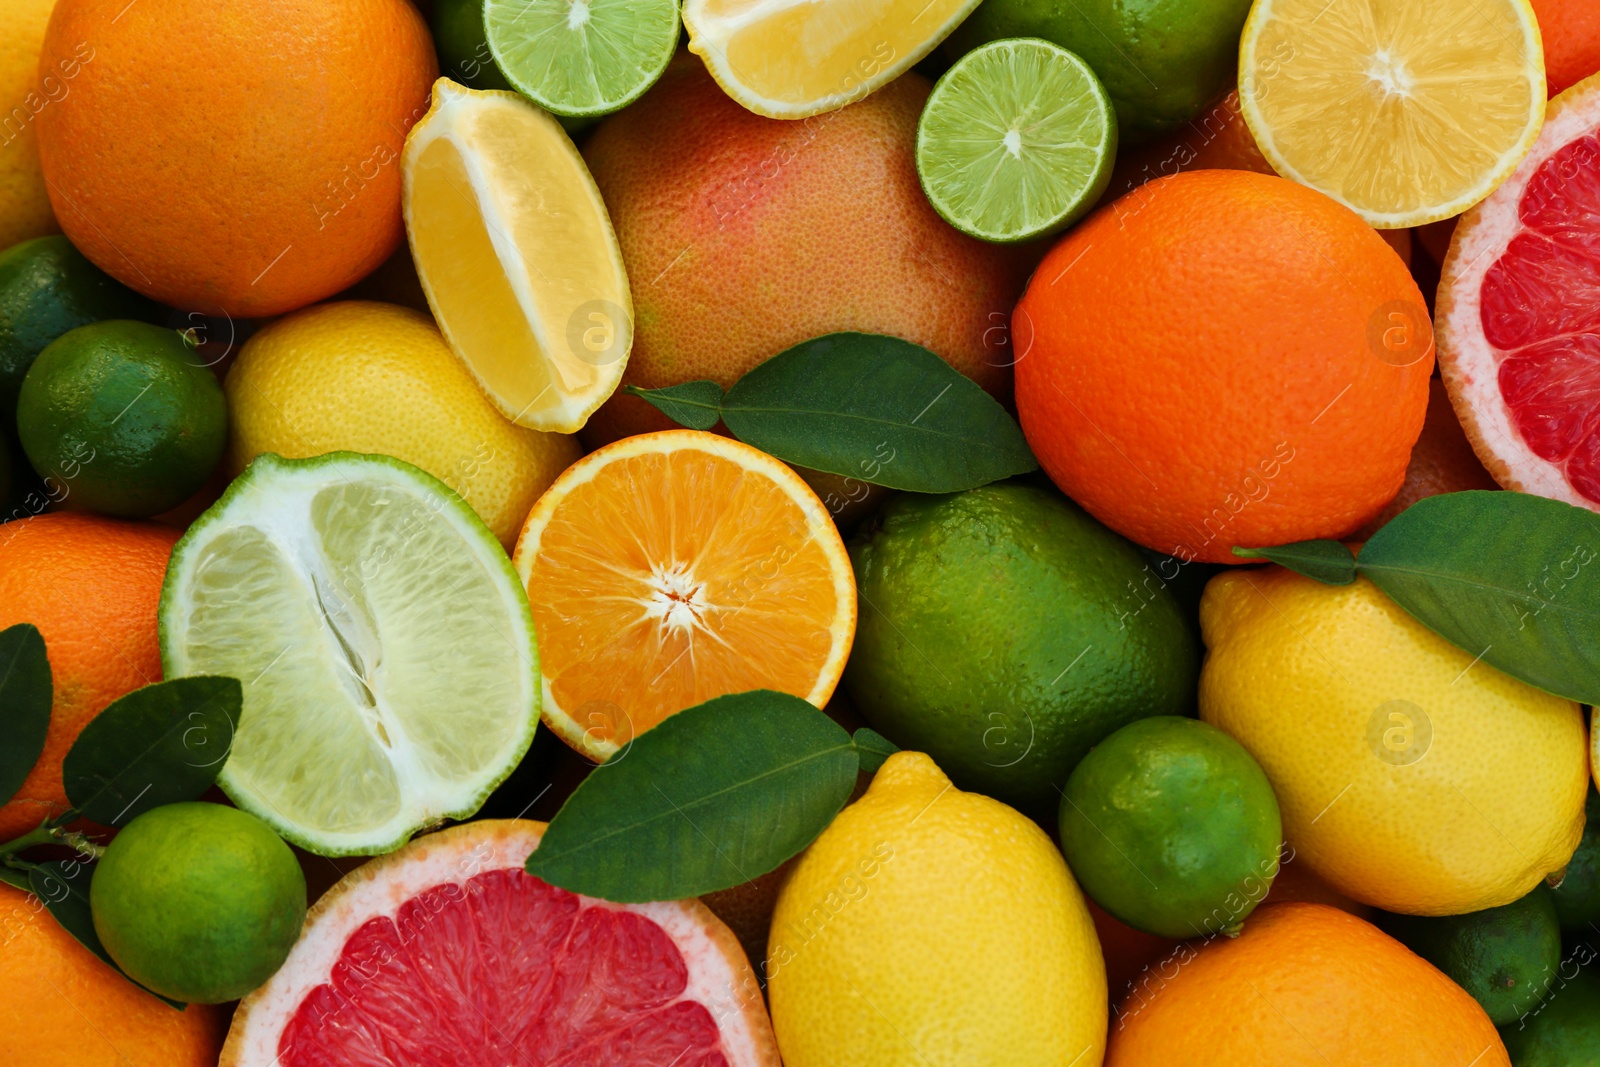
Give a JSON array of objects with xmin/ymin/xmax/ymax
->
[{"xmin": 513, "ymin": 431, "xmax": 856, "ymax": 760}]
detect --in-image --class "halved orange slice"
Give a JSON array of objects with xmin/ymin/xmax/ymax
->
[{"xmin": 513, "ymin": 430, "xmax": 856, "ymax": 760}]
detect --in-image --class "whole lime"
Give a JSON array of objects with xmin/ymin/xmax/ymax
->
[
  {"xmin": 1550, "ymin": 783, "xmax": 1600, "ymax": 934},
  {"xmin": 1057, "ymin": 715, "xmax": 1281, "ymax": 938},
  {"xmin": 90, "ymin": 801, "xmax": 306, "ymax": 1004},
  {"xmin": 0, "ymin": 236, "xmax": 164, "ymax": 422},
  {"xmin": 844, "ymin": 481, "xmax": 1199, "ymax": 814},
  {"xmin": 947, "ymin": 0, "xmax": 1254, "ymax": 141},
  {"xmin": 1500, "ymin": 966, "xmax": 1600, "ymax": 1064},
  {"xmin": 1379, "ymin": 887, "xmax": 1562, "ymax": 1026},
  {"xmin": 17, "ymin": 320, "xmax": 226, "ymax": 517}
]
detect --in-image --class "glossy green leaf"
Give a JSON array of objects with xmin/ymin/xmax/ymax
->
[
  {"xmin": 0, "ymin": 624, "xmax": 51, "ymax": 806},
  {"xmin": 1357, "ymin": 491, "xmax": 1600, "ymax": 704},
  {"xmin": 526, "ymin": 690, "xmax": 858, "ymax": 902},
  {"xmin": 1234, "ymin": 540, "xmax": 1357, "ymax": 585},
  {"xmin": 625, "ymin": 380, "xmax": 724, "ymax": 431},
  {"xmin": 29, "ymin": 860, "xmax": 184, "ymax": 1008},
  {"xmin": 62, "ymin": 676, "xmax": 241, "ymax": 826},
  {"xmin": 851, "ymin": 727, "xmax": 899, "ymax": 774}
]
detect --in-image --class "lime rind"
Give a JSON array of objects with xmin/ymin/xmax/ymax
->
[
  {"xmin": 484, "ymin": 0, "xmax": 680, "ymax": 118},
  {"xmin": 159, "ymin": 451, "xmax": 539, "ymax": 857},
  {"xmin": 916, "ymin": 38, "xmax": 1117, "ymax": 244}
]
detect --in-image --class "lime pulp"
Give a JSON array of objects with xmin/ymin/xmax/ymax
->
[
  {"xmin": 915, "ymin": 38, "xmax": 1117, "ymax": 244},
  {"xmin": 485, "ymin": 0, "xmax": 680, "ymax": 118}
]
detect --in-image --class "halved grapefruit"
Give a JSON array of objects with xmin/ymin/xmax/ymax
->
[
  {"xmin": 1437, "ymin": 72, "xmax": 1600, "ymax": 510},
  {"xmin": 222, "ymin": 820, "xmax": 779, "ymax": 1067},
  {"xmin": 513, "ymin": 430, "xmax": 856, "ymax": 762}
]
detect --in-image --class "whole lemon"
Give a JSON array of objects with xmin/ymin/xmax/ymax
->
[
  {"xmin": 768, "ymin": 751, "xmax": 1107, "ymax": 1067},
  {"xmin": 225, "ymin": 301, "xmax": 581, "ymax": 549},
  {"xmin": 1199, "ymin": 567, "xmax": 1587, "ymax": 916}
]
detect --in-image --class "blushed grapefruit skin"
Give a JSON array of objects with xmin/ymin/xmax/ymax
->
[
  {"xmin": 1437, "ymin": 72, "xmax": 1600, "ymax": 511},
  {"xmin": 221, "ymin": 820, "xmax": 779, "ymax": 1067}
]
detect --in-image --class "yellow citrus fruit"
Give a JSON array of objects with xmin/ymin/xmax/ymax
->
[
  {"xmin": 1199, "ymin": 567, "xmax": 1587, "ymax": 916},
  {"xmin": 224, "ymin": 301, "xmax": 581, "ymax": 550},
  {"xmin": 1238, "ymin": 0, "xmax": 1545, "ymax": 228},
  {"xmin": 767, "ymin": 752, "xmax": 1107, "ymax": 1067},
  {"xmin": 0, "ymin": 0, "xmax": 59, "ymax": 251},
  {"xmin": 403, "ymin": 79, "xmax": 630, "ymax": 434}
]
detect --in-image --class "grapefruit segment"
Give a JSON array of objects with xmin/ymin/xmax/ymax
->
[{"xmin": 222, "ymin": 820, "xmax": 778, "ymax": 1067}]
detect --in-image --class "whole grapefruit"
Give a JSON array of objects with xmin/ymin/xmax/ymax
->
[
  {"xmin": 34, "ymin": 0, "xmax": 436, "ymax": 317},
  {"xmin": 579, "ymin": 56, "xmax": 1027, "ymax": 446}
]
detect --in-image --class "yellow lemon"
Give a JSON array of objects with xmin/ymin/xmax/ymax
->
[
  {"xmin": 768, "ymin": 751, "xmax": 1106, "ymax": 1067},
  {"xmin": 0, "ymin": 0, "xmax": 60, "ymax": 251},
  {"xmin": 225, "ymin": 301, "xmax": 581, "ymax": 550},
  {"xmin": 1199, "ymin": 567, "xmax": 1587, "ymax": 916}
]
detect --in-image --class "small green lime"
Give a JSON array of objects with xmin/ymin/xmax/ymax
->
[
  {"xmin": 1379, "ymin": 887, "xmax": 1562, "ymax": 1027},
  {"xmin": 1551, "ymin": 783, "xmax": 1600, "ymax": 934},
  {"xmin": 17, "ymin": 320, "xmax": 226, "ymax": 517},
  {"xmin": 90, "ymin": 801, "xmax": 307, "ymax": 1004},
  {"xmin": 1500, "ymin": 965, "xmax": 1600, "ymax": 1065},
  {"xmin": 1058, "ymin": 715, "xmax": 1281, "ymax": 938},
  {"xmin": 844, "ymin": 481, "xmax": 1199, "ymax": 814},
  {"xmin": 431, "ymin": 0, "xmax": 514, "ymax": 90},
  {"xmin": 947, "ymin": 0, "xmax": 1254, "ymax": 141},
  {"xmin": 916, "ymin": 38, "xmax": 1117, "ymax": 243},
  {"xmin": 484, "ymin": 0, "xmax": 680, "ymax": 118},
  {"xmin": 0, "ymin": 236, "xmax": 163, "ymax": 423}
]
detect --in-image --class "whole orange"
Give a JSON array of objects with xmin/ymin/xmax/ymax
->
[
  {"xmin": 1108, "ymin": 903, "xmax": 1508, "ymax": 1066},
  {"xmin": 1014, "ymin": 170, "xmax": 1431, "ymax": 564},
  {"xmin": 1354, "ymin": 377, "xmax": 1498, "ymax": 538},
  {"xmin": 0, "ymin": 512, "xmax": 180, "ymax": 840},
  {"xmin": 579, "ymin": 56, "xmax": 1027, "ymax": 446},
  {"xmin": 1532, "ymin": 0, "xmax": 1600, "ymax": 94},
  {"xmin": 0, "ymin": 883, "xmax": 225, "ymax": 1066},
  {"xmin": 34, "ymin": 0, "xmax": 436, "ymax": 318}
]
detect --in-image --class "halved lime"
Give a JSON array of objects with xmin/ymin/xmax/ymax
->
[
  {"xmin": 916, "ymin": 38, "xmax": 1117, "ymax": 243},
  {"xmin": 159, "ymin": 452, "xmax": 539, "ymax": 856},
  {"xmin": 484, "ymin": 0, "xmax": 680, "ymax": 118}
]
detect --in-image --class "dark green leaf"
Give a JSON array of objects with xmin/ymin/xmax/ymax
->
[
  {"xmin": 29, "ymin": 860, "xmax": 184, "ymax": 1008},
  {"xmin": 1234, "ymin": 540, "xmax": 1357, "ymax": 585},
  {"xmin": 526, "ymin": 690, "xmax": 857, "ymax": 902},
  {"xmin": 62, "ymin": 676, "xmax": 241, "ymax": 826},
  {"xmin": 625, "ymin": 381, "xmax": 725, "ymax": 431},
  {"xmin": 718, "ymin": 333, "xmax": 1037, "ymax": 492},
  {"xmin": 851, "ymin": 727, "xmax": 899, "ymax": 774},
  {"xmin": 1357, "ymin": 491, "xmax": 1600, "ymax": 704},
  {"xmin": 0, "ymin": 866, "xmax": 30, "ymax": 891},
  {"xmin": 0, "ymin": 624, "xmax": 51, "ymax": 805}
]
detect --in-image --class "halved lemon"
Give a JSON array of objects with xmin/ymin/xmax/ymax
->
[
  {"xmin": 1238, "ymin": 0, "xmax": 1546, "ymax": 228},
  {"xmin": 512, "ymin": 430, "xmax": 856, "ymax": 761},
  {"xmin": 682, "ymin": 0, "xmax": 984, "ymax": 119},
  {"xmin": 403, "ymin": 78, "xmax": 631, "ymax": 433}
]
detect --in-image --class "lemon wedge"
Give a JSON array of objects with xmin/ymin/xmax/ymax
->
[
  {"xmin": 1238, "ymin": 0, "xmax": 1545, "ymax": 228},
  {"xmin": 403, "ymin": 78, "xmax": 631, "ymax": 433},
  {"xmin": 682, "ymin": 0, "xmax": 983, "ymax": 119}
]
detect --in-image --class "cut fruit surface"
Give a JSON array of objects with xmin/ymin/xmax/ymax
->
[
  {"xmin": 221, "ymin": 820, "xmax": 778, "ymax": 1067},
  {"xmin": 160, "ymin": 453, "xmax": 539, "ymax": 856},
  {"xmin": 484, "ymin": 0, "xmax": 680, "ymax": 117},
  {"xmin": 682, "ymin": 0, "xmax": 983, "ymax": 118},
  {"xmin": 513, "ymin": 430, "xmax": 855, "ymax": 761},
  {"xmin": 1238, "ymin": 0, "xmax": 1546, "ymax": 228},
  {"xmin": 403, "ymin": 78, "xmax": 631, "ymax": 433},
  {"xmin": 1437, "ymin": 72, "xmax": 1600, "ymax": 509}
]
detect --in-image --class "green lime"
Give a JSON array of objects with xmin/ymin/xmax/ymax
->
[
  {"xmin": 1057, "ymin": 715, "xmax": 1281, "ymax": 938},
  {"xmin": 948, "ymin": 0, "xmax": 1254, "ymax": 141},
  {"xmin": 0, "ymin": 236, "xmax": 163, "ymax": 423},
  {"xmin": 485, "ymin": 0, "xmax": 679, "ymax": 118},
  {"xmin": 1379, "ymin": 887, "xmax": 1562, "ymax": 1026},
  {"xmin": 916, "ymin": 39, "xmax": 1116, "ymax": 243},
  {"xmin": 1551, "ymin": 783, "xmax": 1600, "ymax": 934},
  {"xmin": 90, "ymin": 802, "xmax": 306, "ymax": 1004},
  {"xmin": 844, "ymin": 481, "xmax": 1200, "ymax": 815},
  {"xmin": 1500, "ymin": 965, "xmax": 1600, "ymax": 1064},
  {"xmin": 17, "ymin": 320, "xmax": 226, "ymax": 518},
  {"xmin": 431, "ymin": 0, "xmax": 514, "ymax": 90}
]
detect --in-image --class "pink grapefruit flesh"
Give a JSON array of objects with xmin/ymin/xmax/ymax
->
[
  {"xmin": 221, "ymin": 820, "xmax": 778, "ymax": 1067},
  {"xmin": 1438, "ymin": 72, "xmax": 1600, "ymax": 509}
]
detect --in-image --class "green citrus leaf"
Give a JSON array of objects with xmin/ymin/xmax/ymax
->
[
  {"xmin": 1233, "ymin": 540, "xmax": 1357, "ymax": 585},
  {"xmin": 1357, "ymin": 491, "xmax": 1600, "ymax": 704},
  {"xmin": 624, "ymin": 381, "xmax": 725, "ymax": 431},
  {"xmin": 526, "ymin": 690, "xmax": 857, "ymax": 902},
  {"xmin": 718, "ymin": 333, "xmax": 1037, "ymax": 492},
  {"xmin": 62, "ymin": 676, "xmax": 241, "ymax": 826},
  {"xmin": 0, "ymin": 624, "xmax": 51, "ymax": 806},
  {"xmin": 851, "ymin": 727, "xmax": 899, "ymax": 774},
  {"xmin": 29, "ymin": 860, "xmax": 185, "ymax": 1008}
]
